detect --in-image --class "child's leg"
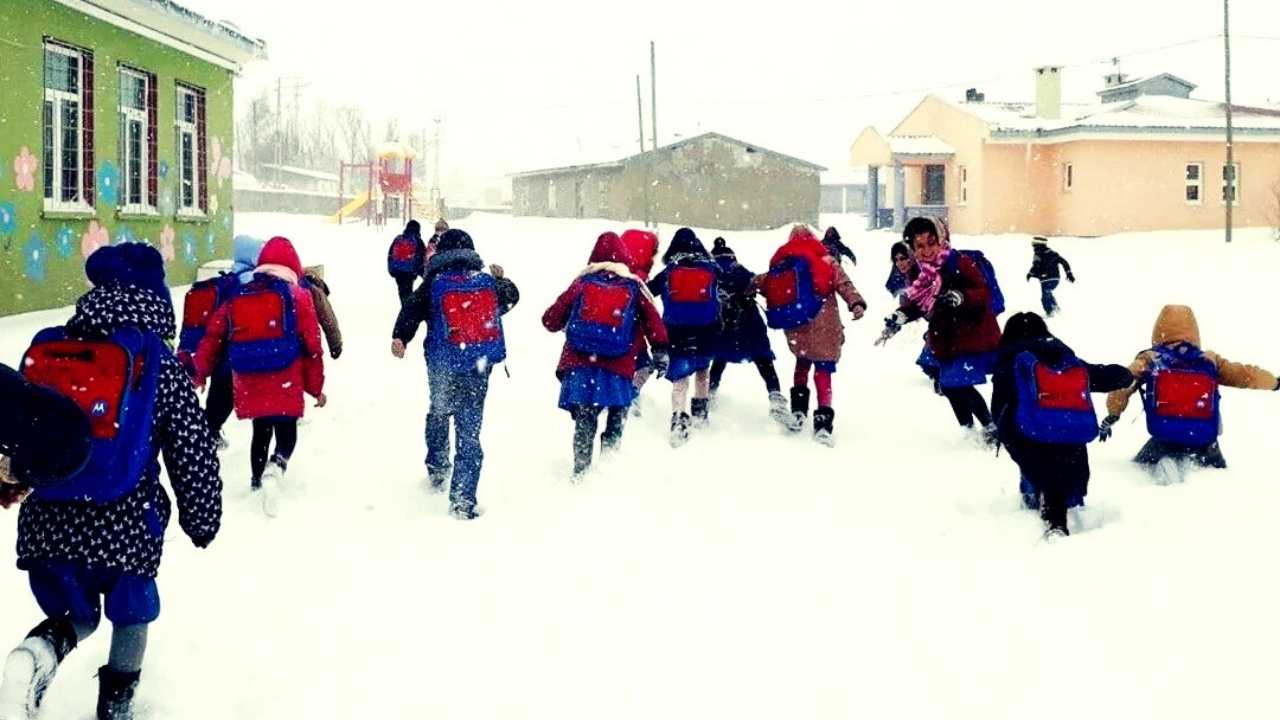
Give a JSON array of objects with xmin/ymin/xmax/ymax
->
[
  {"xmin": 204, "ymin": 369, "xmax": 235, "ymax": 437},
  {"xmin": 690, "ymin": 368, "xmax": 712, "ymax": 426},
  {"xmin": 425, "ymin": 372, "xmax": 453, "ymax": 479},
  {"xmin": 793, "ymin": 358, "xmax": 813, "ymax": 389},
  {"xmin": 250, "ymin": 419, "xmax": 273, "ymax": 482},
  {"xmin": 693, "ymin": 368, "xmax": 711, "ymax": 400},
  {"xmin": 601, "ymin": 406, "xmax": 626, "ymax": 451},
  {"xmin": 271, "ymin": 418, "xmax": 299, "ymax": 468},
  {"xmin": 571, "ymin": 406, "xmax": 602, "ymax": 475},
  {"xmin": 448, "ymin": 373, "xmax": 490, "ymax": 511},
  {"xmin": 754, "ymin": 359, "xmax": 782, "ymax": 394},
  {"xmin": 709, "ymin": 359, "xmax": 728, "ymax": 392},
  {"xmin": 671, "ymin": 377, "xmax": 690, "ymax": 414},
  {"xmin": 814, "ymin": 368, "xmax": 834, "ymax": 408},
  {"xmin": 632, "ymin": 366, "xmax": 653, "ymax": 392},
  {"xmin": 106, "ymin": 624, "xmax": 147, "ymax": 674}
]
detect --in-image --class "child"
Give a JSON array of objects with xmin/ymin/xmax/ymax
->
[
  {"xmin": 388, "ymin": 219, "xmax": 427, "ymax": 302},
  {"xmin": 1101, "ymin": 304, "xmax": 1278, "ymax": 484},
  {"xmin": 193, "ymin": 236, "xmax": 326, "ymax": 513},
  {"xmin": 1026, "ymin": 236, "xmax": 1075, "ymax": 316},
  {"xmin": 822, "ymin": 226, "xmax": 857, "ymax": 266},
  {"xmin": 618, "ymin": 228, "xmax": 660, "ymax": 413},
  {"xmin": 0, "ymin": 243, "xmax": 221, "ymax": 720},
  {"xmin": 301, "ymin": 268, "xmax": 343, "ymax": 360},
  {"xmin": 708, "ymin": 237, "xmax": 787, "ymax": 422},
  {"xmin": 647, "ymin": 228, "xmax": 721, "ymax": 446},
  {"xmin": 392, "ymin": 229, "xmax": 519, "ymax": 519},
  {"xmin": 990, "ymin": 312, "xmax": 1133, "ymax": 538},
  {"xmin": 884, "ymin": 241, "xmax": 941, "ymax": 387},
  {"xmin": 759, "ymin": 225, "xmax": 866, "ymax": 446},
  {"xmin": 543, "ymin": 232, "xmax": 668, "ymax": 478}
]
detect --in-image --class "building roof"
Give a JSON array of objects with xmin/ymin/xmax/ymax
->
[
  {"xmin": 507, "ymin": 160, "xmax": 626, "ymax": 180},
  {"xmin": 509, "ymin": 131, "xmax": 825, "ymax": 178},
  {"xmin": 887, "ymin": 135, "xmax": 955, "ymax": 156},
  {"xmin": 261, "ymin": 164, "xmax": 340, "ymax": 183},
  {"xmin": 1097, "ymin": 73, "xmax": 1197, "ymax": 97},
  {"xmin": 57, "ymin": 0, "xmax": 268, "ymax": 72}
]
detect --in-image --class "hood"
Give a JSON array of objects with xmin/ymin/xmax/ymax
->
[
  {"xmin": 258, "ymin": 236, "xmax": 303, "ymax": 278},
  {"xmin": 232, "ymin": 235, "xmax": 265, "ymax": 274},
  {"xmin": 890, "ymin": 240, "xmax": 913, "ymax": 261},
  {"xmin": 902, "ymin": 216, "xmax": 951, "ymax": 247},
  {"xmin": 662, "ymin": 227, "xmax": 710, "ymax": 264},
  {"xmin": 772, "ymin": 225, "xmax": 829, "ymax": 264},
  {"xmin": 619, "ymin": 229, "xmax": 658, "ymax": 279},
  {"xmin": 404, "ymin": 220, "xmax": 422, "ymax": 239},
  {"xmin": 588, "ymin": 232, "xmax": 628, "ymax": 264},
  {"xmin": 1152, "ymin": 304, "xmax": 1201, "ymax": 347},
  {"xmin": 67, "ymin": 284, "xmax": 177, "ymax": 342},
  {"xmin": 823, "ymin": 226, "xmax": 841, "ymax": 244},
  {"xmin": 426, "ymin": 248, "xmax": 484, "ymax": 279}
]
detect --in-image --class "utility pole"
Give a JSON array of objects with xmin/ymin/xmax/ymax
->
[
  {"xmin": 275, "ymin": 77, "xmax": 282, "ymax": 171},
  {"xmin": 650, "ymin": 41, "xmax": 657, "ymax": 149},
  {"xmin": 432, "ymin": 116, "xmax": 442, "ymax": 214},
  {"xmin": 1224, "ymin": 0, "xmax": 1235, "ymax": 243},
  {"xmin": 635, "ymin": 75, "xmax": 646, "ymax": 154}
]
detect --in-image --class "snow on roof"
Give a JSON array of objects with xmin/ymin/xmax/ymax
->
[
  {"xmin": 1097, "ymin": 73, "xmax": 1197, "ymax": 96},
  {"xmin": 946, "ymin": 96, "xmax": 1280, "ymax": 138},
  {"xmin": 71, "ymin": 0, "xmax": 267, "ymax": 71},
  {"xmin": 887, "ymin": 136, "xmax": 955, "ymax": 156}
]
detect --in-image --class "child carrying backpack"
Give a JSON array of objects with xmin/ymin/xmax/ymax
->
[
  {"xmin": 392, "ymin": 229, "xmax": 519, "ymax": 519},
  {"xmin": 990, "ymin": 312, "xmax": 1133, "ymax": 538},
  {"xmin": 0, "ymin": 243, "xmax": 221, "ymax": 720},
  {"xmin": 1100, "ymin": 304, "xmax": 1278, "ymax": 484},
  {"xmin": 709, "ymin": 237, "xmax": 786, "ymax": 423},
  {"xmin": 388, "ymin": 220, "xmax": 427, "ymax": 303},
  {"xmin": 647, "ymin": 228, "xmax": 721, "ymax": 447},
  {"xmin": 758, "ymin": 225, "xmax": 866, "ymax": 446},
  {"xmin": 543, "ymin": 232, "xmax": 669, "ymax": 478},
  {"xmin": 192, "ymin": 236, "xmax": 326, "ymax": 514},
  {"xmin": 618, "ymin": 228, "xmax": 660, "ymax": 412},
  {"xmin": 1026, "ymin": 237, "xmax": 1075, "ymax": 316}
]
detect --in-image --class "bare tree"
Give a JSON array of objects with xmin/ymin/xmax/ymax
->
[
  {"xmin": 335, "ymin": 105, "xmax": 371, "ymax": 164},
  {"xmin": 383, "ymin": 117, "xmax": 401, "ymax": 143},
  {"xmin": 235, "ymin": 89, "xmax": 275, "ymax": 176}
]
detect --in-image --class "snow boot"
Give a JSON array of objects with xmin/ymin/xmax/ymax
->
[
  {"xmin": 426, "ymin": 465, "xmax": 450, "ymax": 494},
  {"xmin": 669, "ymin": 412, "xmax": 691, "ymax": 448},
  {"xmin": 95, "ymin": 666, "xmax": 139, "ymax": 720},
  {"xmin": 0, "ymin": 618, "xmax": 74, "ymax": 720},
  {"xmin": 787, "ymin": 387, "xmax": 810, "ymax": 433},
  {"xmin": 768, "ymin": 391, "xmax": 789, "ymax": 426},
  {"xmin": 1153, "ymin": 456, "xmax": 1183, "ymax": 486},
  {"xmin": 448, "ymin": 500, "xmax": 484, "ymax": 521},
  {"xmin": 690, "ymin": 398, "xmax": 710, "ymax": 429},
  {"xmin": 1042, "ymin": 523, "xmax": 1069, "ymax": 541},
  {"xmin": 813, "ymin": 407, "xmax": 835, "ymax": 448}
]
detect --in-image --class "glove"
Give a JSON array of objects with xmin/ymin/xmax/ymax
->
[
  {"xmin": 330, "ymin": 346, "xmax": 343, "ymax": 360},
  {"xmin": 1066, "ymin": 272, "xmax": 1076, "ymax": 283},
  {"xmin": 1026, "ymin": 273, "xmax": 1033, "ymax": 282},
  {"xmin": 652, "ymin": 350, "xmax": 670, "ymax": 379},
  {"xmin": 190, "ymin": 533, "xmax": 215, "ymax": 549},
  {"xmin": 938, "ymin": 290, "xmax": 964, "ymax": 308},
  {"xmin": 885, "ymin": 310, "xmax": 907, "ymax": 330},
  {"xmin": 1098, "ymin": 415, "xmax": 1120, "ymax": 442}
]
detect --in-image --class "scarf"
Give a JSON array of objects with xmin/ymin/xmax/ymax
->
[{"xmin": 904, "ymin": 245, "xmax": 951, "ymax": 316}]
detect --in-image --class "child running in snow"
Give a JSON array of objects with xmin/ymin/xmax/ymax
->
[
  {"xmin": 1100, "ymin": 304, "xmax": 1279, "ymax": 485},
  {"xmin": 0, "ymin": 243, "xmax": 221, "ymax": 720},
  {"xmin": 708, "ymin": 237, "xmax": 787, "ymax": 422},
  {"xmin": 543, "ymin": 232, "xmax": 669, "ymax": 478},
  {"xmin": 758, "ymin": 225, "xmax": 866, "ymax": 446},
  {"xmin": 618, "ymin": 228, "xmax": 660, "ymax": 414},
  {"xmin": 388, "ymin": 220, "xmax": 428, "ymax": 303},
  {"xmin": 1026, "ymin": 236, "xmax": 1075, "ymax": 316},
  {"xmin": 990, "ymin": 312, "xmax": 1133, "ymax": 538},
  {"xmin": 193, "ymin": 236, "xmax": 326, "ymax": 514},
  {"xmin": 647, "ymin": 228, "xmax": 722, "ymax": 447}
]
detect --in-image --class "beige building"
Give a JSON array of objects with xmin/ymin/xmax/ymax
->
[
  {"xmin": 851, "ymin": 69, "xmax": 1280, "ymax": 237},
  {"xmin": 510, "ymin": 132, "xmax": 824, "ymax": 231}
]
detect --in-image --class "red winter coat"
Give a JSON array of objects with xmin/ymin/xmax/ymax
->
[
  {"xmin": 914, "ymin": 251, "xmax": 1002, "ymax": 360},
  {"xmin": 769, "ymin": 226, "xmax": 837, "ymax": 297},
  {"xmin": 193, "ymin": 237, "xmax": 325, "ymax": 419}
]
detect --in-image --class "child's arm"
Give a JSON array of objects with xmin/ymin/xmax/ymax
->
[
  {"xmin": 1086, "ymin": 362, "xmax": 1135, "ymax": 394},
  {"xmin": 191, "ymin": 302, "xmax": 231, "ymax": 386},
  {"xmin": 295, "ymin": 289, "xmax": 325, "ymax": 401},
  {"xmin": 831, "ymin": 262, "xmax": 867, "ymax": 317},
  {"xmin": 392, "ymin": 282, "xmax": 430, "ymax": 344},
  {"xmin": 155, "ymin": 353, "xmax": 222, "ymax": 547},
  {"xmin": 1206, "ymin": 352, "xmax": 1279, "ymax": 390},
  {"xmin": 1056, "ymin": 252, "xmax": 1075, "ymax": 281},
  {"xmin": 541, "ymin": 282, "xmax": 580, "ymax": 333},
  {"xmin": 1105, "ymin": 351, "xmax": 1153, "ymax": 419}
]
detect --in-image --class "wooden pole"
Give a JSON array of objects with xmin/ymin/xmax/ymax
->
[{"xmin": 1224, "ymin": 0, "xmax": 1235, "ymax": 243}]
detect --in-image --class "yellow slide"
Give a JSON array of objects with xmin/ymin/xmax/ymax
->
[{"xmin": 327, "ymin": 190, "xmax": 370, "ymax": 223}]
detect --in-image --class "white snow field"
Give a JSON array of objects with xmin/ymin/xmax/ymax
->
[{"xmin": 2, "ymin": 212, "xmax": 1278, "ymax": 719}]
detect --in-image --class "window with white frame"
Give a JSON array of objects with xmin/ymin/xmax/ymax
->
[
  {"xmin": 1185, "ymin": 163, "xmax": 1203, "ymax": 204},
  {"xmin": 1063, "ymin": 163, "xmax": 1074, "ymax": 192},
  {"xmin": 1221, "ymin": 162, "xmax": 1241, "ymax": 206},
  {"xmin": 175, "ymin": 83, "xmax": 204, "ymax": 215},
  {"xmin": 43, "ymin": 41, "xmax": 89, "ymax": 210},
  {"xmin": 957, "ymin": 166, "xmax": 968, "ymax": 205},
  {"xmin": 119, "ymin": 67, "xmax": 152, "ymax": 212}
]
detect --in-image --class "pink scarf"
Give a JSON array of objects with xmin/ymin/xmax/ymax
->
[{"xmin": 904, "ymin": 245, "xmax": 951, "ymax": 316}]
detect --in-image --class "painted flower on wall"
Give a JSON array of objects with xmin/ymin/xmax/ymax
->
[
  {"xmin": 23, "ymin": 231, "xmax": 47, "ymax": 282},
  {"xmin": 13, "ymin": 147, "xmax": 37, "ymax": 192},
  {"xmin": 159, "ymin": 225, "xmax": 176, "ymax": 262},
  {"xmin": 158, "ymin": 159, "xmax": 169, "ymax": 180},
  {"xmin": 54, "ymin": 226, "xmax": 76, "ymax": 258},
  {"xmin": 115, "ymin": 226, "xmax": 136, "ymax": 245},
  {"xmin": 159, "ymin": 187, "xmax": 176, "ymax": 216},
  {"xmin": 182, "ymin": 231, "xmax": 198, "ymax": 264},
  {"xmin": 0, "ymin": 201, "xmax": 16, "ymax": 247},
  {"xmin": 81, "ymin": 221, "xmax": 109, "ymax": 258},
  {"xmin": 97, "ymin": 162, "xmax": 120, "ymax": 206}
]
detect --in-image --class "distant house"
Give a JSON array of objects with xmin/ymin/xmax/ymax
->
[
  {"xmin": 850, "ymin": 67, "xmax": 1280, "ymax": 237},
  {"xmin": 820, "ymin": 169, "xmax": 882, "ymax": 215},
  {"xmin": 510, "ymin": 132, "xmax": 825, "ymax": 231},
  {"xmin": 0, "ymin": 0, "xmax": 266, "ymax": 316},
  {"xmin": 260, "ymin": 164, "xmax": 341, "ymax": 194}
]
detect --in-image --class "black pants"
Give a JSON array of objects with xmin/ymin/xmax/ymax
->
[
  {"xmin": 204, "ymin": 368, "xmax": 234, "ymax": 436},
  {"xmin": 1134, "ymin": 438, "xmax": 1227, "ymax": 469},
  {"xmin": 571, "ymin": 406, "xmax": 626, "ymax": 474},
  {"xmin": 394, "ymin": 274, "xmax": 417, "ymax": 303},
  {"xmin": 251, "ymin": 417, "xmax": 298, "ymax": 481},
  {"xmin": 709, "ymin": 358, "xmax": 781, "ymax": 394},
  {"xmin": 1006, "ymin": 438, "xmax": 1090, "ymax": 532},
  {"xmin": 942, "ymin": 386, "xmax": 992, "ymax": 428}
]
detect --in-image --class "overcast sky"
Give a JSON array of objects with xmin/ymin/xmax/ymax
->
[{"xmin": 180, "ymin": 0, "xmax": 1280, "ymax": 198}]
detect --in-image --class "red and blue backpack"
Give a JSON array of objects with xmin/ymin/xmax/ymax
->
[
  {"xmin": 1143, "ymin": 343, "xmax": 1220, "ymax": 446},
  {"xmin": 762, "ymin": 256, "xmax": 824, "ymax": 329},
  {"xmin": 429, "ymin": 271, "xmax": 507, "ymax": 373},
  {"xmin": 388, "ymin": 234, "xmax": 423, "ymax": 275},
  {"xmin": 1013, "ymin": 350, "xmax": 1099, "ymax": 444},
  {"xmin": 566, "ymin": 274, "xmax": 639, "ymax": 358},
  {"xmin": 661, "ymin": 261, "xmax": 720, "ymax": 327},
  {"xmin": 954, "ymin": 249, "xmax": 1005, "ymax": 316},
  {"xmin": 20, "ymin": 326, "xmax": 160, "ymax": 502},
  {"xmin": 178, "ymin": 274, "xmax": 238, "ymax": 356},
  {"xmin": 226, "ymin": 276, "xmax": 300, "ymax": 374}
]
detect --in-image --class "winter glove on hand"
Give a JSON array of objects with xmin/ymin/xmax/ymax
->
[
  {"xmin": 938, "ymin": 290, "xmax": 964, "ymax": 308},
  {"xmin": 1067, "ymin": 272, "xmax": 1076, "ymax": 283},
  {"xmin": 189, "ymin": 533, "xmax": 215, "ymax": 549},
  {"xmin": 1098, "ymin": 415, "xmax": 1120, "ymax": 442},
  {"xmin": 330, "ymin": 346, "xmax": 342, "ymax": 360},
  {"xmin": 876, "ymin": 311, "xmax": 907, "ymax": 346},
  {"xmin": 1026, "ymin": 273, "xmax": 1033, "ymax": 282},
  {"xmin": 653, "ymin": 351, "xmax": 671, "ymax": 379}
]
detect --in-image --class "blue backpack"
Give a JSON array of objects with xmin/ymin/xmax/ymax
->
[
  {"xmin": 762, "ymin": 256, "xmax": 824, "ymax": 329},
  {"xmin": 959, "ymin": 249, "xmax": 1005, "ymax": 316},
  {"xmin": 226, "ymin": 276, "xmax": 300, "ymax": 374},
  {"xmin": 661, "ymin": 261, "xmax": 720, "ymax": 327},
  {"xmin": 388, "ymin": 234, "xmax": 423, "ymax": 275},
  {"xmin": 566, "ymin": 274, "xmax": 639, "ymax": 358},
  {"xmin": 1013, "ymin": 350, "xmax": 1099, "ymax": 444},
  {"xmin": 1143, "ymin": 343, "xmax": 1220, "ymax": 446},
  {"xmin": 429, "ymin": 271, "xmax": 507, "ymax": 373},
  {"xmin": 178, "ymin": 274, "xmax": 238, "ymax": 355},
  {"xmin": 20, "ymin": 326, "xmax": 160, "ymax": 503}
]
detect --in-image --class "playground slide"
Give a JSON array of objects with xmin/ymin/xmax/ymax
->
[{"xmin": 327, "ymin": 191, "xmax": 370, "ymax": 223}]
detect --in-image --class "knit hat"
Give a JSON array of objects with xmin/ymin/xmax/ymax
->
[
  {"xmin": 823, "ymin": 227, "xmax": 841, "ymax": 243},
  {"xmin": 435, "ymin": 228, "xmax": 475, "ymax": 254},
  {"xmin": 1032, "ymin": 236, "xmax": 1049, "ymax": 245},
  {"xmin": 258, "ymin": 236, "xmax": 304, "ymax": 278},
  {"xmin": 405, "ymin": 220, "xmax": 422, "ymax": 239},
  {"xmin": 711, "ymin": 237, "xmax": 736, "ymax": 259},
  {"xmin": 84, "ymin": 242, "xmax": 171, "ymax": 309}
]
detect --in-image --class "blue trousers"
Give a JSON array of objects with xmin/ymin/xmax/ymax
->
[
  {"xmin": 1039, "ymin": 279, "xmax": 1060, "ymax": 315},
  {"xmin": 426, "ymin": 368, "xmax": 491, "ymax": 508}
]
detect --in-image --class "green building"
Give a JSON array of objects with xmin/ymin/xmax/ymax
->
[{"xmin": 0, "ymin": 0, "xmax": 266, "ymax": 316}]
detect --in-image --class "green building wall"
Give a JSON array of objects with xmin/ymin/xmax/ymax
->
[{"xmin": 0, "ymin": 1, "xmax": 237, "ymax": 317}]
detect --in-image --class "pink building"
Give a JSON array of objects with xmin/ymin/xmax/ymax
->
[{"xmin": 851, "ymin": 68, "xmax": 1280, "ymax": 237}]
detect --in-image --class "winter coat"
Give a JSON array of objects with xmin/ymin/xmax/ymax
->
[
  {"xmin": 780, "ymin": 259, "xmax": 865, "ymax": 363},
  {"xmin": 16, "ymin": 285, "xmax": 221, "ymax": 577},
  {"xmin": 0, "ymin": 363, "xmax": 91, "ymax": 487},
  {"xmin": 900, "ymin": 227, "xmax": 1002, "ymax": 361},
  {"xmin": 711, "ymin": 256, "xmax": 773, "ymax": 362},
  {"xmin": 302, "ymin": 271, "xmax": 343, "ymax": 358},
  {"xmin": 388, "ymin": 232, "xmax": 427, "ymax": 278},
  {"xmin": 1106, "ymin": 304, "xmax": 1278, "ymax": 419},
  {"xmin": 648, "ymin": 228, "xmax": 720, "ymax": 357},
  {"xmin": 1028, "ymin": 245, "xmax": 1073, "ymax": 282},
  {"xmin": 194, "ymin": 238, "xmax": 326, "ymax": 419}
]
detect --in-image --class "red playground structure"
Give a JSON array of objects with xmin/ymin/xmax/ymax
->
[{"xmin": 332, "ymin": 141, "xmax": 416, "ymax": 226}]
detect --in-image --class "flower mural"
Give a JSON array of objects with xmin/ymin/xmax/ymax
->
[
  {"xmin": 97, "ymin": 161, "xmax": 120, "ymax": 206},
  {"xmin": 209, "ymin": 137, "xmax": 232, "ymax": 186},
  {"xmin": 23, "ymin": 231, "xmax": 47, "ymax": 282},
  {"xmin": 13, "ymin": 147, "xmax": 37, "ymax": 192},
  {"xmin": 54, "ymin": 226, "xmax": 76, "ymax": 258},
  {"xmin": 81, "ymin": 221, "xmax": 109, "ymax": 258},
  {"xmin": 159, "ymin": 187, "xmax": 176, "ymax": 216},
  {"xmin": 159, "ymin": 225, "xmax": 176, "ymax": 262},
  {"xmin": 158, "ymin": 159, "xmax": 169, "ymax": 180},
  {"xmin": 182, "ymin": 231, "xmax": 198, "ymax": 264},
  {"xmin": 0, "ymin": 201, "xmax": 16, "ymax": 249}
]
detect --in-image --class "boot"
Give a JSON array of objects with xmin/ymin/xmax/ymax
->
[
  {"xmin": 0, "ymin": 635, "xmax": 63, "ymax": 720},
  {"xmin": 768, "ymin": 391, "xmax": 789, "ymax": 426},
  {"xmin": 813, "ymin": 407, "xmax": 835, "ymax": 448},
  {"xmin": 95, "ymin": 666, "xmax": 139, "ymax": 720},
  {"xmin": 690, "ymin": 398, "xmax": 710, "ymax": 429},
  {"xmin": 787, "ymin": 387, "xmax": 810, "ymax": 433},
  {"xmin": 669, "ymin": 412, "xmax": 691, "ymax": 448}
]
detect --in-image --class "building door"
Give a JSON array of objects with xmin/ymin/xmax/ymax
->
[
  {"xmin": 923, "ymin": 164, "xmax": 946, "ymax": 205},
  {"xmin": 574, "ymin": 180, "xmax": 584, "ymax": 218}
]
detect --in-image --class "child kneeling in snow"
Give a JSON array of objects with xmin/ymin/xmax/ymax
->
[
  {"xmin": 1101, "ymin": 304, "xmax": 1279, "ymax": 484},
  {"xmin": 543, "ymin": 232, "xmax": 669, "ymax": 478}
]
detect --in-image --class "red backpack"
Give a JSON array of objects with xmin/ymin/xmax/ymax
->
[{"xmin": 226, "ymin": 277, "xmax": 300, "ymax": 373}]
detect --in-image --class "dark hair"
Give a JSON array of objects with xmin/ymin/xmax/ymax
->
[
  {"xmin": 1000, "ymin": 311, "xmax": 1051, "ymax": 347},
  {"xmin": 890, "ymin": 240, "xmax": 912, "ymax": 261},
  {"xmin": 903, "ymin": 217, "xmax": 938, "ymax": 241}
]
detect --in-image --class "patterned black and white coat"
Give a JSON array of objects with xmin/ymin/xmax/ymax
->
[{"xmin": 15, "ymin": 284, "xmax": 222, "ymax": 578}]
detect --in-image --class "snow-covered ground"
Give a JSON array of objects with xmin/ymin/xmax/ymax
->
[{"xmin": 2, "ymin": 212, "xmax": 1278, "ymax": 719}]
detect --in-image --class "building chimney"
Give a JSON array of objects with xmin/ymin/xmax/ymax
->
[{"xmin": 1035, "ymin": 66, "xmax": 1063, "ymax": 119}]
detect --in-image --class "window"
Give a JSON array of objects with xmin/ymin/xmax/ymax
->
[
  {"xmin": 1222, "ymin": 162, "xmax": 1240, "ymax": 206},
  {"xmin": 118, "ymin": 67, "xmax": 156, "ymax": 213},
  {"xmin": 175, "ymin": 83, "xmax": 206, "ymax": 216},
  {"xmin": 43, "ymin": 40, "xmax": 94, "ymax": 211},
  {"xmin": 1185, "ymin": 163, "xmax": 1203, "ymax": 204},
  {"xmin": 1063, "ymin": 163, "xmax": 1074, "ymax": 192},
  {"xmin": 922, "ymin": 164, "xmax": 945, "ymax": 205},
  {"xmin": 957, "ymin": 166, "xmax": 968, "ymax": 206}
]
